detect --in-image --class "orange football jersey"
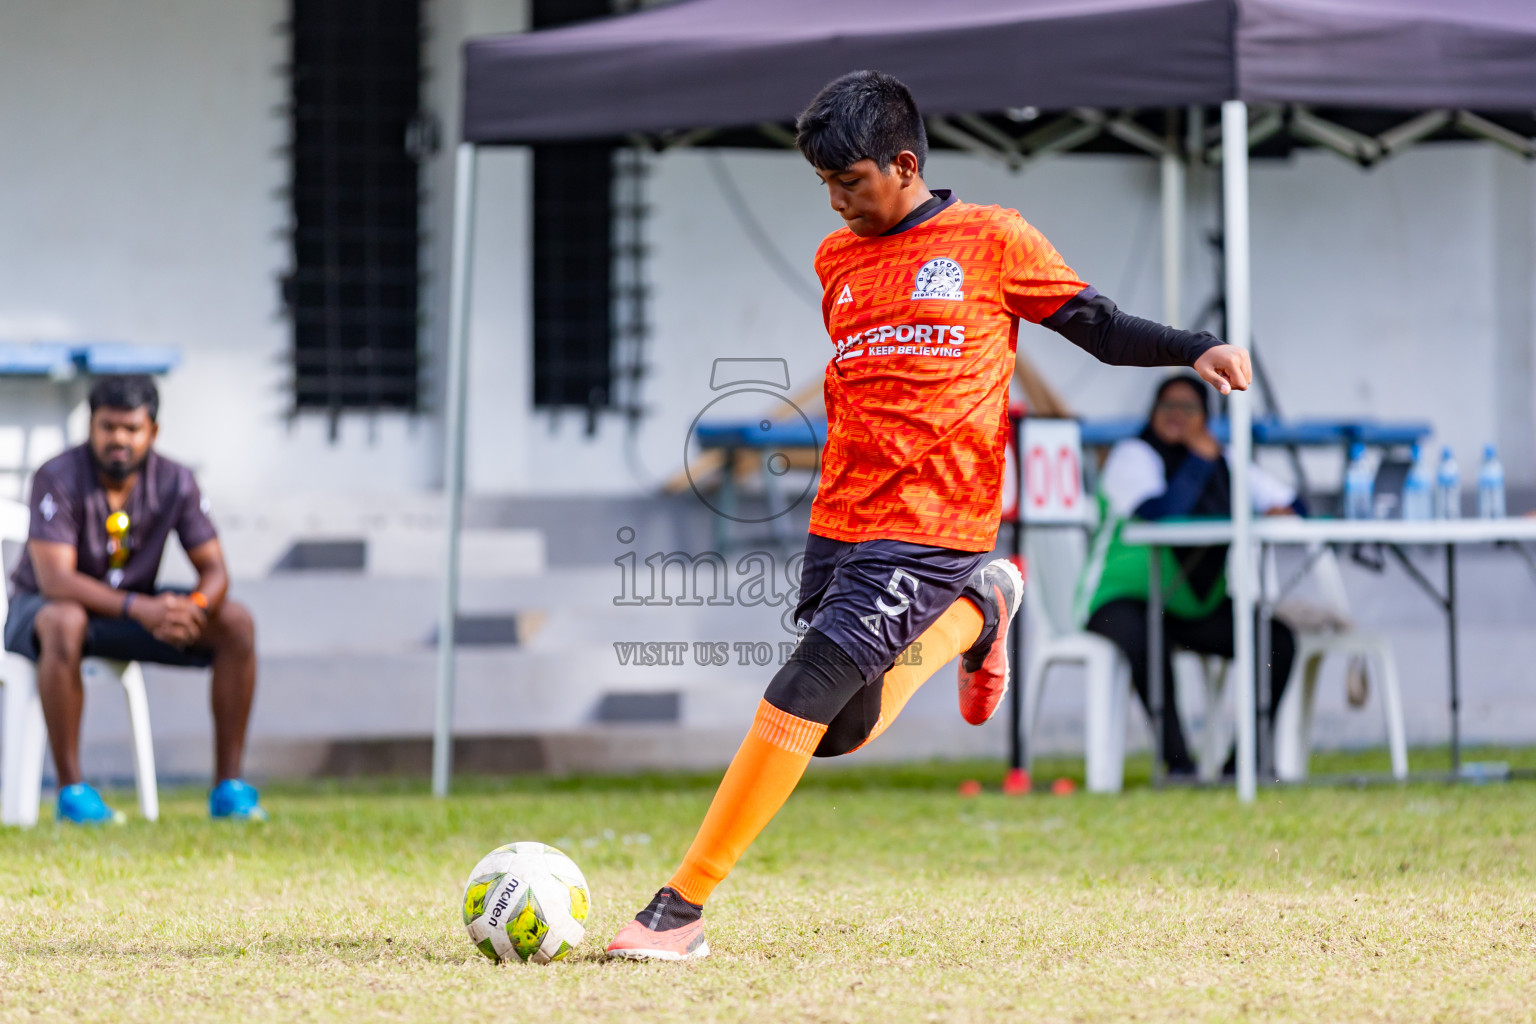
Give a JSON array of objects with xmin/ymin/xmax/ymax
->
[{"xmin": 810, "ymin": 197, "xmax": 1088, "ymax": 552}]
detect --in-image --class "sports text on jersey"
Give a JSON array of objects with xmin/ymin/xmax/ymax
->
[{"xmin": 834, "ymin": 322, "xmax": 967, "ymax": 362}]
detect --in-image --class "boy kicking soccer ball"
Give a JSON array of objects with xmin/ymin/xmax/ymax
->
[{"xmin": 607, "ymin": 70, "xmax": 1251, "ymax": 961}]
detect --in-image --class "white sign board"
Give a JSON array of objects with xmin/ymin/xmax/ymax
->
[{"xmin": 1018, "ymin": 418, "xmax": 1085, "ymax": 524}]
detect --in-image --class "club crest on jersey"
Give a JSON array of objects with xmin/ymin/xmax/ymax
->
[{"xmin": 911, "ymin": 257, "xmax": 964, "ymax": 301}]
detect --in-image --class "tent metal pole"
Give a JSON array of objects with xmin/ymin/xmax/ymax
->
[
  {"xmin": 1161, "ymin": 110, "xmax": 1184, "ymax": 328},
  {"xmin": 1221, "ymin": 100, "xmax": 1257, "ymax": 804},
  {"xmin": 1161, "ymin": 147, "xmax": 1185, "ymax": 328},
  {"xmin": 433, "ymin": 142, "xmax": 480, "ymax": 798}
]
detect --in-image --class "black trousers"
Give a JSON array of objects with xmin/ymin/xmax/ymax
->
[
  {"xmin": 4, "ymin": 589, "xmax": 214, "ymax": 667},
  {"xmin": 1085, "ymin": 598, "xmax": 1295, "ymax": 774}
]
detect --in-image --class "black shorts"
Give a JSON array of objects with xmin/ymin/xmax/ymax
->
[
  {"xmin": 794, "ymin": 534, "xmax": 988, "ymax": 683},
  {"xmin": 3, "ymin": 590, "xmax": 214, "ymax": 668}
]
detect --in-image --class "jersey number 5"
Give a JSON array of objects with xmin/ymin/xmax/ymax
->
[{"xmin": 876, "ymin": 569, "xmax": 920, "ymax": 618}]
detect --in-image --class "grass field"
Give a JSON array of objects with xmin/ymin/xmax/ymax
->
[{"xmin": 3, "ymin": 750, "xmax": 1535, "ymax": 1023}]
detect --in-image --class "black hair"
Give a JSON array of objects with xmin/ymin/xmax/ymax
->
[
  {"xmin": 795, "ymin": 70, "xmax": 927, "ymax": 173},
  {"xmin": 89, "ymin": 375, "xmax": 159, "ymax": 422},
  {"xmin": 1149, "ymin": 373, "xmax": 1210, "ymax": 423}
]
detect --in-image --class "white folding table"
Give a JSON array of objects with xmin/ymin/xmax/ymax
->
[{"xmin": 1121, "ymin": 516, "xmax": 1536, "ymax": 791}]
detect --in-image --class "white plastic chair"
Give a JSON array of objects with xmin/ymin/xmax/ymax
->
[
  {"xmin": 1189, "ymin": 545, "xmax": 1408, "ymax": 782},
  {"xmin": 1268, "ymin": 546, "xmax": 1408, "ymax": 781},
  {"xmin": 1020, "ymin": 526, "xmax": 1227, "ymax": 793},
  {"xmin": 1191, "ymin": 654, "xmax": 1232, "ymax": 783},
  {"xmin": 1, "ymin": 498, "xmax": 159, "ymax": 826}
]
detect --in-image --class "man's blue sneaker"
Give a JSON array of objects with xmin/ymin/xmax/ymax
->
[
  {"xmin": 56, "ymin": 783, "xmax": 126, "ymax": 825},
  {"xmin": 210, "ymin": 779, "xmax": 268, "ymax": 821}
]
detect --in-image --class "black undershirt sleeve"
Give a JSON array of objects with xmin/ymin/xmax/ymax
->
[{"xmin": 1041, "ymin": 286, "xmax": 1222, "ymax": 367}]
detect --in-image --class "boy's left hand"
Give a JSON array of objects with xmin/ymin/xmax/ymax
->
[{"xmin": 1193, "ymin": 344, "xmax": 1252, "ymax": 395}]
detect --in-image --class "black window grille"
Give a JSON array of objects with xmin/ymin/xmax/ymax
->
[
  {"xmin": 285, "ymin": 0, "xmax": 425, "ymax": 420},
  {"xmin": 532, "ymin": 143, "xmax": 616, "ymax": 410},
  {"xmin": 530, "ymin": 0, "xmax": 650, "ymax": 424}
]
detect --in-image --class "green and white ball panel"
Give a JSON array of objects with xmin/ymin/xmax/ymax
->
[
  {"xmin": 464, "ymin": 872, "xmax": 523, "ymax": 961},
  {"xmin": 462, "ymin": 873, "xmax": 501, "ymax": 927},
  {"xmin": 461, "ymin": 843, "xmax": 591, "ymax": 964}
]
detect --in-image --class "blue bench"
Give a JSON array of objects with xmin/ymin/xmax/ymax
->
[
  {"xmin": 0, "ymin": 342, "xmax": 180, "ymax": 378},
  {"xmin": 693, "ymin": 414, "xmax": 1432, "ymax": 530},
  {"xmin": 696, "ymin": 415, "xmax": 1432, "ymax": 454},
  {"xmin": 0, "ymin": 342, "xmax": 183, "ymax": 486},
  {"xmin": 0, "ymin": 343, "xmax": 74, "ymax": 377},
  {"xmin": 693, "ymin": 418, "xmax": 822, "ymax": 451},
  {"xmin": 1079, "ymin": 415, "xmax": 1431, "ymax": 449}
]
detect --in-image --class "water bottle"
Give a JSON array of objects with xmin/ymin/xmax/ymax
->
[
  {"xmin": 1434, "ymin": 446, "xmax": 1461, "ymax": 519},
  {"xmin": 1401, "ymin": 443, "xmax": 1433, "ymax": 520},
  {"xmin": 1343, "ymin": 443, "xmax": 1374, "ymax": 520},
  {"xmin": 1457, "ymin": 760, "xmax": 1511, "ymax": 784},
  {"xmin": 1478, "ymin": 444, "xmax": 1506, "ymax": 519}
]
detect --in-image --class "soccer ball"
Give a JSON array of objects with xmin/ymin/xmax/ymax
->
[{"xmin": 462, "ymin": 842, "xmax": 591, "ymax": 964}]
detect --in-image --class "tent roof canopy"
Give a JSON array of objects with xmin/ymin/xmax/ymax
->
[
  {"xmin": 1240, "ymin": 0, "xmax": 1536, "ymax": 110},
  {"xmin": 465, "ymin": 0, "xmax": 1234, "ymax": 144},
  {"xmin": 463, "ymin": 0, "xmax": 1536, "ymax": 152}
]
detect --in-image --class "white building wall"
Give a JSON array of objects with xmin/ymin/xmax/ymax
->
[
  {"xmin": 427, "ymin": 1, "xmax": 532, "ymax": 495},
  {"xmin": 1, "ymin": 0, "xmax": 1533, "ymax": 508},
  {"xmin": 0, "ymin": 0, "xmax": 530, "ymax": 509},
  {"xmin": 1492, "ymin": 149, "xmax": 1536, "ymax": 481},
  {"xmin": 0, "ymin": 0, "xmax": 447, "ymax": 501},
  {"xmin": 1246, "ymin": 144, "xmax": 1529, "ymax": 488}
]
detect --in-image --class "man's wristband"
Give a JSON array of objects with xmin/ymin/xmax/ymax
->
[
  {"xmin": 121, "ymin": 593, "xmax": 136, "ymax": 620},
  {"xmin": 190, "ymin": 591, "xmax": 209, "ymax": 610}
]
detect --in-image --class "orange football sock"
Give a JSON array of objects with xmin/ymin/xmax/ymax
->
[
  {"xmin": 856, "ymin": 596, "xmax": 985, "ymax": 750},
  {"xmin": 666, "ymin": 699, "xmax": 827, "ymax": 906}
]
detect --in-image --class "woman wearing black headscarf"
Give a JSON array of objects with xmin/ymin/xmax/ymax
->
[{"xmin": 1078, "ymin": 374, "xmax": 1303, "ymax": 776}]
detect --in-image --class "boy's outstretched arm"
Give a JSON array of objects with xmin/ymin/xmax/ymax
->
[{"xmin": 1041, "ymin": 287, "xmax": 1252, "ymax": 394}]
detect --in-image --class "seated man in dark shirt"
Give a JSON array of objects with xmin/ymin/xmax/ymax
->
[{"xmin": 3, "ymin": 375, "xmax": 263, "ymax": 823}]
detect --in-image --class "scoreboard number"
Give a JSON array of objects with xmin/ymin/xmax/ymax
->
[{"xmin": 1017, "ymin": 419, "xmax": 1085, "ymax": 525}]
